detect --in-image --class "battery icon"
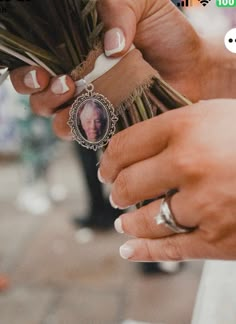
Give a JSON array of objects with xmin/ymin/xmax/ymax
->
[{"xmin": 217, "ymin": 0, "xmax": 236, "ymax": 6}]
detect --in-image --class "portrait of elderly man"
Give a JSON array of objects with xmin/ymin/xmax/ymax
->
[{"xmin": 79, "ymin": 100, "xmax": 107, "ymax": 143}]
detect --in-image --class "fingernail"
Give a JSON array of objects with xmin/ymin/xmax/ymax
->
[
  {"xmin": 119, "ymin": 243, "xmax": 134, "ymax": 259},
  {"xmin": 24, "ymin": 70, "xmax": 40, "ymax": 89},
  {"xmin": 109, "ymin": 194, "xmax": 130, "ymax": 210},
  {"xmin": 109, "ymin": 194, "xmax": 118, "ymax": 209},
  {"xmin": 97, "ymin": 168, "xmax": 105, "ymax": 184},
  {"xmin": 51, "ymin": 75, "xmax": 69, "ymax": 95},
  {"xmin": 114, "ymin": 217, "xmax": 124, "ymax": 234},
  {"xmin": 104, "ymin": 28, "xmax": 125, "ymax": 56}
]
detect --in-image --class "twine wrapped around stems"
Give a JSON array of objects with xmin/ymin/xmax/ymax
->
[{"xmin": 70, "ymin": 43, "xmax": 191, "ymax": 129}]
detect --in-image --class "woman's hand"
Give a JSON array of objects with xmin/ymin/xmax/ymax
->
[
  {"xmin": 99, "ymin": 0, "xmax": 206, "ymax": 102},
  {"xmin": 99, "ymin": 99, "xmax": 236, "ymax": 261}
]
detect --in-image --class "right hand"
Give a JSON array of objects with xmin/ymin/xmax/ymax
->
[{"xmin": 98, "ymin": 0, "xmax": 207, "ymax": 102}]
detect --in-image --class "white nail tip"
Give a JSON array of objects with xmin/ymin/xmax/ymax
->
[
  {"xmin": 51, "ymin": 75, "xmax": 69, "ymax": 94},
  {"xmin": 109, "ymin": 194, "xmax": 129, "ymax": 210},
  {"xmin": 105, "ymin": 32, "xmax": 125, "ymax": 57},
  {"xmin": 59, "ymin": 75, "xmax": 70, "ymax": 93},
  {"xmin": 31, "ymin": 70, "xmax": 40, "ymax": 88},
  {"xmin": 97, "ymin": 168, "xmax": 105, "ymax": 184},
  {"xmin": 114, "ymin": 218, "xmax": 124, "ymax": 234},
  {"xmin": 24, "ymin": 70, "xmax": 40, "ymax": 89},
  {"xmin": 119, "ymin": 244, "xmax": 134, "ymax": 259},
  {"xmin": 109, "ymin": 194, "xmax": 118, "ymax": 209}
]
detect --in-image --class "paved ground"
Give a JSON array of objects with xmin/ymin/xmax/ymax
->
[{"xmin": 0, "ymin": 143, "xmax": 203, "ymax": 324}]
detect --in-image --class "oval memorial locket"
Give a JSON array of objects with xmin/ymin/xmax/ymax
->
[{"xmin": 68, "ymin": 84, "xmax": 118, "ymax": 151}]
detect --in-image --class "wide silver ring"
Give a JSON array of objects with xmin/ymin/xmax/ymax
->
[{"xmin": 155, "ymin": 190, "xmax": 194, "ymax": 234}]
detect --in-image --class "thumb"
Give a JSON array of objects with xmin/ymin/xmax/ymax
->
[{"xmin": 97, "ymin": 1, "xmax": 137, "ymax": 57}]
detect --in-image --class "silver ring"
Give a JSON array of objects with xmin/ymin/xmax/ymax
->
[{"xmin": 155, "ymin": 190, "xmax": 194, "ymax": 234}]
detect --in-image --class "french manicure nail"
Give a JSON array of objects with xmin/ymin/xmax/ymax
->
[
  {"xmin": 104, "ymin": 28, "xmax": 125, "ymax": 56},
  {"xmin": 109, "ymin": 194, "xmax": 118, "ymax": 209},
  {"xmin": 119, "ymin": 243, "xmax": 134, "ymax": 259},
  {"xmin": 51, "ymin": 75, "xmax": 69, "ymax": 95},
  {"xmin": 24, "ymin": 70, "xmax": 40, "ymax": 89},
  {"xmin": 97, "ymin": 168, "xmax": 105, "ymax": 183},
  {"xmin": 109, "ymin": 194, "xmax": 130, "ymax": 210},
  {"xmin": 114, "ymin": 217, "xmax": 124, "ymax": 234}
]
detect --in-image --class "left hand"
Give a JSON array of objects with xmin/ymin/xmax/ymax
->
[{"xmin": 99, "ymin": 99, "xmax": 236, "ymax": 262}]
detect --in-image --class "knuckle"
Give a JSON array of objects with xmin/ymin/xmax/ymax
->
[
  {"xmin": 200, "ymin": 213, "xmax": 224, "ymax": 244},
  {"xmin": 162, "ymin": 238, "xmax": 183, "ymax": 261},
  {"xmin": 201, "ymin": 229, "xmax": 218, "ymax": 244},
  {"xmin": 175, "ymin": 153, "xmax": 193, "ymax": 174},
  {"xmin": 174, "ymin": 152, "xmax": 200, "ymax": 179},
  {"xmin": 30, "ymin": 95, "xmax": 49, "ymax": 117},
  {"xmin": 192, "ymin": 192, "xmax": 223, "ymax": 243},
  {"xmin": 169, "ymin": 109, "xmax": 190, "ymax": 132}
]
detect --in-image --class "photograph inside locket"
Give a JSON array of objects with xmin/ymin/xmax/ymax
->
[{"xmin": 77, "ymin": 99, "xmax": 108, "ymax": 143}]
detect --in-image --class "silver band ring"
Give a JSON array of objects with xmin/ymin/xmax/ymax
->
[{"xmin": 155, "ymin": 190, "xmax": 195, "ymax": 234}]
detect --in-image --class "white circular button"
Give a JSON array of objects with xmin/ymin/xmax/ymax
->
[{"xmin": 224, "ymin": 28, "xmax": 236, "ymax": 54}]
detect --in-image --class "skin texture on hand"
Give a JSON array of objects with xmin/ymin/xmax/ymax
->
[
  {"xmin": 98, "ymin": 0, "xmax": 205, "ymax": 102},
  {"xmin": 99, "ymin": 99, "xmax": 236, "ymax": 261}
]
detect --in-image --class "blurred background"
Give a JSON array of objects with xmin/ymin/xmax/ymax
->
[{"xmin": 0, "ymin": 4, "xmax": 235, "ymax": 324}]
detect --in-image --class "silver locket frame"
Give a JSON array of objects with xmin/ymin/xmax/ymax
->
[{"xmin": 68, "ymin": 84, "xmax": 118, "ymax": 151}]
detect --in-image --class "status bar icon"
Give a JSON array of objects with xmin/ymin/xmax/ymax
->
[
  {"xmin": 176, "ymin": 0, "xmax": 211, "ymax": 6},
  {"xmin": 177, "ymin": 0, "xmax": 193, "ymax": 6}
]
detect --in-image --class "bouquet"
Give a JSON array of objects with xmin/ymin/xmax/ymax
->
[{"xmin": 0, "ymin": 0, "xmax": 191, "ymax": 131}]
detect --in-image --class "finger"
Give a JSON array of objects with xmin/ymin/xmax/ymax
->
[
  {"xmin": 119, "ymin": 232, "xmax": 206, "ymax": 262},
  {"xmin": 115, "ymin": 190, "xmax": 198, "ymax": 238},
  {"xmin": 98, "ymin": 0, "xmax": 139, "ymax": 56},
  {"xmin": 52, "ymin": 107, "xmax": 72, "ymax": 140},
  {"xmin": 115, "ymin": 199, "xmax": 174, "ymax": 238},
  {"xmin": 30, "ymin": 75, "xmax": 75, "ymax": 117},
  {"xmin": 110, "ymin": 150, "xmax": 179, "ymax": 208},
  {"xmin": 170, "ymin": 188, "xmax": 200, "ymax": 228},
  {"xmin": 10, "ymin": 66, "xmax": 51, "ymax": 94},
  {"xmin": 99, "ymin": 111, "xmax": 178, "ymax": 183}
]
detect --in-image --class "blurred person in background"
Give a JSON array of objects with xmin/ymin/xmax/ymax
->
[
  {"xmin": 16, "ymin": 95, "xmax": 59, "ymax": 215},
  {"xmin": 73, "ymin": 144, "xmax": 122, "ymax": 230}
]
